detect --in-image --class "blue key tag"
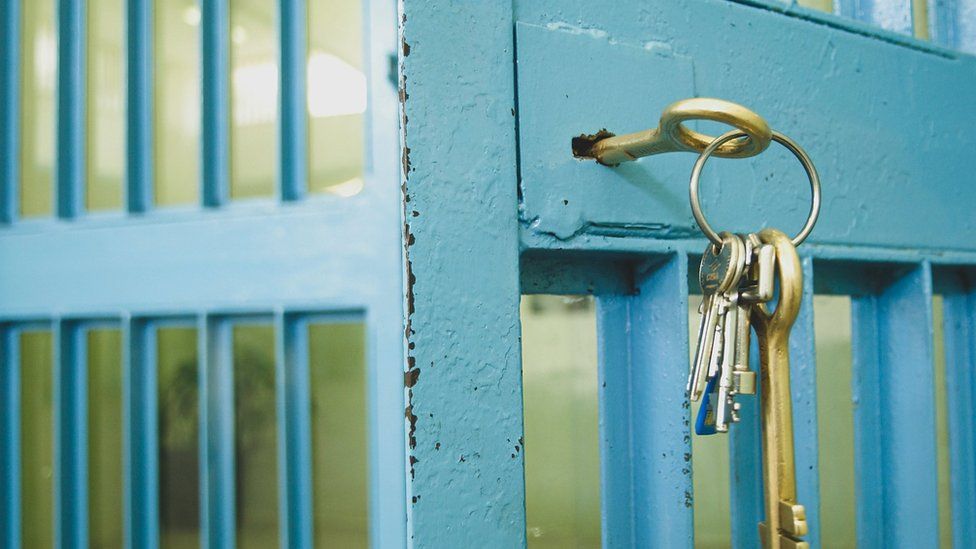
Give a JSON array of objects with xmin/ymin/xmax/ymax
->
[{"xmin": 695, "ymin": 375, "xmax": 718, "ymax": 435}]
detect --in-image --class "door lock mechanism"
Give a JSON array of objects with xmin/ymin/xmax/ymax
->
[{"xmin": 572, "ymin": 97, "xmax": 772, "ymax": 166}]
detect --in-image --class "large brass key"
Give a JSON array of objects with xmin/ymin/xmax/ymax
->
[{"xmin": 751, "ymin": 228, "xmax": 808, "ymax": 549}]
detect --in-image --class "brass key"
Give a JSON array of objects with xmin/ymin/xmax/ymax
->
[{"xmin": 751, "ymin": 228, "xmax": 809, "ymax": 549}]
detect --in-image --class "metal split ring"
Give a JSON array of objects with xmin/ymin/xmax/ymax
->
[{"xmin": 689, "ymin": 129, "xmax": 821, "ymax": 247}]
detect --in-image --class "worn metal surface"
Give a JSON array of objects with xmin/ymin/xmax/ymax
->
[
  {"xmin": 398, "ymin": 2, "xmax": 525, "ymax": 547},
  {"xmin": 399, "ymin": 1, "xmax": 976, "ymax": 547},
  {"xmin": 515, "ymin": 0, "xmax": 976, "ymax": 251}
]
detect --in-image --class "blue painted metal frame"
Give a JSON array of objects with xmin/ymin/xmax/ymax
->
[
  {"xmin": 398, "ymin": 3, "xmax": 524, "ymax": 546},
  {"xmin": 0, "ymin": 0, "xmax": 405, "ymax": 548},
  {"xmin": 403, "ymin": 1, "xmax": 976, "ymax": 547}
]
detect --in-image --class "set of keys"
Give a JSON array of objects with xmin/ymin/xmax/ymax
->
[
  {"xmin": 688, "ymin": 231, "xmax": 774, "ymax": 434},
  {"xmin": 684, "ymin": 127, "xmax": 821, "ymax": 549}
]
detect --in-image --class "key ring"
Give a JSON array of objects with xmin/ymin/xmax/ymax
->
[{"xmin": 689, "ymin": 129, "xmax": 821, "ymax": 247}]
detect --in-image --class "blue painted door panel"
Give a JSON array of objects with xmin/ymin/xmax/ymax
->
[
  {"xmin": 399, "ymin": 1, "xmax": 976, "ymax": 548},
  {"xmin": 0, "ymin": 0, "xmax": 407, "ymax": 548},
  {"xmin": 516, "ymin": 1, "xmax": 976, "ymax": 251}
]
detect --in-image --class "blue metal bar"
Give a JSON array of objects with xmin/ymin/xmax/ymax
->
[
  {"xmin": 595, "ymin": 296, "xmax": 635, "ymax": 547},
  {"xmin": 834, "ymin": 0, "xmax": 916, "ymax": 33},
  {"xmin": 126, "ymin": 0, "xmax": 152, "ymax": 212},
  {"xmin": 851, "ymin": 292, "xmax": 884, "ymax": 548},
  {"xmin": 852, "ymin": 263, "xmax": 938, "ymax": 547},
  {"xmin": 629, "ymin": 255, "xmax": 692, "ymax": 546},
  {"xmin": 943, "ymin": 284, "xmax": 976, "ymax": 547},
  {"xmin": 0, "ymin": 328, "xmax": 20, "ymax": 547},
  {"xmin": 278, "ymin": 0, "xmax": 307, "ymax": 202},
  {"xmin": 928, "ymin": 0, "xmax": 976, "ymax": 53},
  {"xmin": 0, "ymin": 0, "xmax": 19, "ymax": 223},
  {"xmin": 55, "ymin": 0, "xmax": 85, "ymax": 218},
  {"xmin": 595, "ymin": 255, "xmax": 691, "ymax": 547},
  {"xmin": 124, "ymin": 318, "xmax": 158, "ymax": 548},
  {"xmin": 276, "ymin": 312, "xmax": 312, "ymax": 548},
  {"xmin": 729, "ymin": 337, "xmax": 763, "ymax": 549},
  {"xmin": 790, "ymin": 257, "xmax": 821, "ymax": 548},
  {"xmin": 199, "ymin": 316, "xmax": 234, "ymax": 549},
  {"xmin": 201, "ymin": 0, "xmax": 229, "ymax": 207},
  {"xmin": 54, "ymin": 320, "xmax": 87, "ymax": 548}
]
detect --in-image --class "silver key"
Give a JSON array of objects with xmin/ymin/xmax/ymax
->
[
  {"xmin": 689, "ymin": 233, "xmax": 744, "ymax": 401},
  {"xmin": 714, "ymin": 289, "xmax": 739, "ymax": 431}
]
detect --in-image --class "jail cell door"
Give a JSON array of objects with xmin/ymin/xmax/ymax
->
[
  {"xmin": 400, "ymin": 1, "xmax": 976, "ymax": 548},
  {"xmin": 0, "ymin": 1, "xmax": 405, "ymax": 548}
]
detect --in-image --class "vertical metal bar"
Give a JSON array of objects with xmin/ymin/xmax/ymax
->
[
  {"xmin": 56, "ymin": 0, "xmax": 86, "ymax": 218},
  {"xmin": 790, "ymin": 256, "xmax": 821, "ymax": 548},
  {"xmin": 928, "ymin": 0, "xmax": 976, "ymax": 53},
  {"xmin": 630, "ymin": 255, "xmax": 693, "ymax": 547},
  {"xmin": 851, "ymin": 293, "xmax": 883, "ymax": 548},
  {"xmin": 124, "ymin": 318, "xmax": 158, "ymax": 549},
  {"xmin": 595, "ymin": 296, "xmax": 635, "ymax": 547},
  {"xmin": 835, "ymin": 0, "xmax": 915, "ymax": 33},
  {"xmin": 126, "ymin": 0, "xmax": 152, "ymax": 212},
  {"xmin": 201, "ymin": 0, "xmax": 229, "ymax": 207},
  {"xmin": 276, "ymin": 312, "xmax": 312, "ymax": 548},
  {"xmin": 0, "ymin": 0, "xmax": 19, "ymax": 223},
  {"xmin": 943, "ymin": 283, "xmax": 976, "ymax": 547},
  {"xmin": 199, "ymin": 316, "xmax": 234, "ymax": 549},
  {"xmin": 55, "ymin": 320, "xmax": 87, "ymax": 548},
  {"xmin": 729, "ymin": 339, "xmax": 763, "ymax": 549},
  {"xmin": 0, "ymin": 328, "xmax": 21, "ymax": 548},
  {"xmin": 595, "ymin": 255, "xmax": 691, "ymax": 547},
  {"xmin": 278, "ymin": 0, "xmax": 307, "ymax": 202},
  {"xmin": 852, "ymin": 263, "xmax": 938, "ymax": 547}
]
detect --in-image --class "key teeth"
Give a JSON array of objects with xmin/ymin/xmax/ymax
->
[{"xmin": 779, "ymin": 502, "xmax": 809, "ymax": 537}]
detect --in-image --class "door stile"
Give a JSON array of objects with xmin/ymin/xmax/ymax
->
[
  {"xmin": 596, "ymin": 253, "xmax": 693, "ymax": 547},
  {"xmin": 942, "ymin": 277, "xmax": 976, "ymax": 547},
  {"xmin": 851, "ymin": 262, "xmax": 938, "ymax": 547},
  {"xmin": 398, "ymin": 3, "xmax": 524, "ymax": 546}
]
